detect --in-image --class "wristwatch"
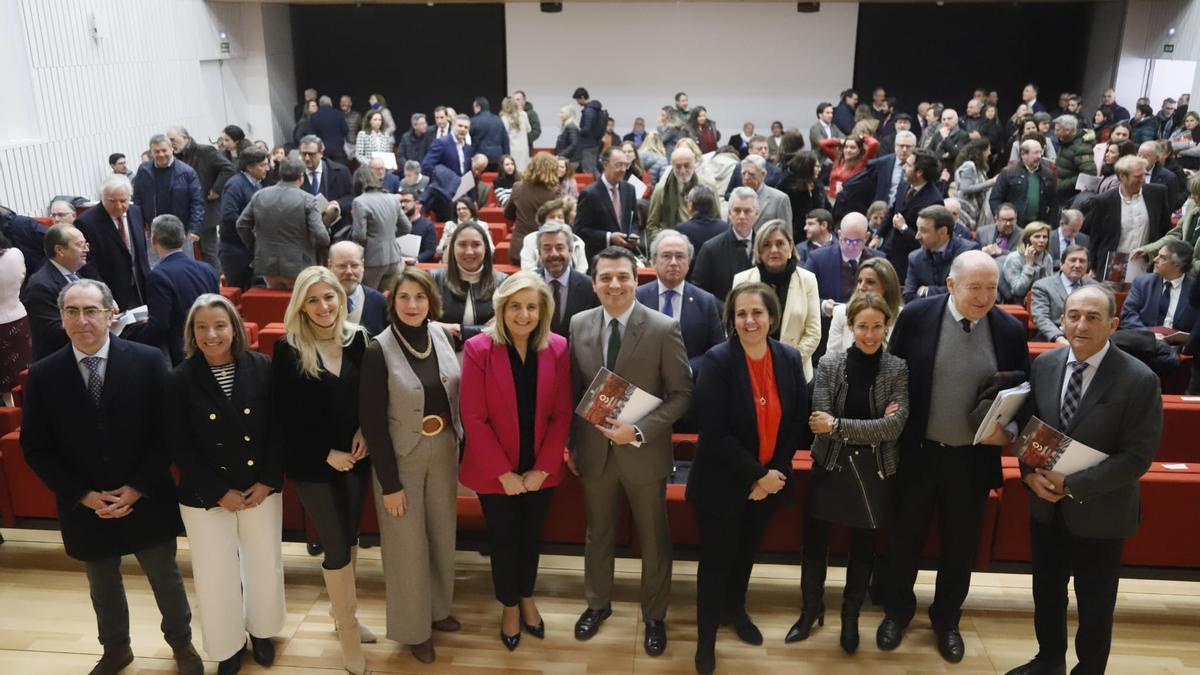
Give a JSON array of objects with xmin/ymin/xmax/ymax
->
[
  {"xmin": 633, "ymin": 426, "xmax": 645, "ymax": 444},
  {"xmin": 1061, "ymin": 480, "xmax": 1075, "ymax": 500}
]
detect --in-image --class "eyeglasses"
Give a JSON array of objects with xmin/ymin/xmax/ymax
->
[
  {"xmin": 656, "ymin": 253, "xmax": 687, "ymax": 262},
  {"xmin": 62, "ymin": 307, "xmax": 111, "ymax": 319},
  {"xmin": 840, "ymin": 238, "xmax": 865, "ymax": 246}
]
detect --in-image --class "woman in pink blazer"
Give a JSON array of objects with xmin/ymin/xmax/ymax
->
[{"xmin": 460, "ymin": 270, "xmax": 572, "ymax": 651}]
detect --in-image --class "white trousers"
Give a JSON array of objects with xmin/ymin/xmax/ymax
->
[{"xmin": 180, "ymin": 492, "xmax": 286, "ymax": 660}]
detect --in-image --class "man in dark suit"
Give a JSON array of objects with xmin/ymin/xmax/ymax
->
[
  {"xmin": 870, "ymin": 131, "xmax": 918, "ymax": 207},
  {"xmin": 167, "ymin": 126, "xmax": 235, "ymax": 270},
  {"xmin": 795, "ymin": 208, "xmax": 835, "ymax": 264},
  {"xmin": 805, "ymin": 212, "xmax": 880, "ymax": 308},
  {"xmin": 309, "ymin": 96, "xmax": 349, "ymax": 162},
  {"xmin": 20, "ymin": 279, "xmax": 202, "ymax": 675},
  {"xmin": 1085, "ymin": 156, "xmax": 1173, "ymax": 269},
  {"xmin": 131, "ymin": 134, "xmax": 204, "ymax": 251},
  {"xmin": 1048, "ymin": 209, "xmax": 1090, "ymax": 272},
  {"xmin": 976, "ymin": 203, "xmax": 1025, "ymax": 258},
  {"xmin": 398, "ymin": 113, "xmax": 433, "ymax": 166},
  {"xmin": 674, "ymin": 185, "xmax": 727, "ymax": 259},
  {"xmin": 1030, "ymin": 245, "xmax": 1098, "ymax": 343},
  {"xmin": 637, "ymin": 230, "xmax": 724, "ymax": 374},
  {"xmin": 692, "ymin": 187, "xmax": 757, "ymax": 301},
  {"xmin": 877, "ymin": 251, "xmax": 1031, "ymax": 663},
  {"xmin": 568, "ymin": 247, "xmax": 692, "ymax": 657},
  {"xmin": 1, "ymin": 208, "xmax": 49, "ymax": 275},
  {"xmin": 875, "ymin": 149, "xmax": 944, "ymax": 283},
  {"xmin": 21, "ymin": 224, "xmax": 89, "ymax": 360},
  {"xmin": 399, "ymin": 189, "xmax": 438, "ymax": 264},
  {"xmin": 833, "ymin": 89, "xmax": 858, "ymax": 135},
  {"xmin": 1118, "ymin": 240, "xmax": 1197, "ymax": 331},
  {"xmin": 298, "ymin": 135, "xmax": 353, "ymax": 234},
  {"xmin": 76, "ymin": 175, "xmax": 151, "ymax": 312},
  {"xmin": 122, "ymin": 215, "xmax": 220, "ymax": 365},
  {"xmin": 1006, "ymin": 285, "xmax": 1161, "ymax": 675},
  {"xmin": 219, "ymin": 147, "xmax": 268, "ymax": 290},
  {"xmin": 327, "ymin": 241, "xmax": 388, "ymax": 336},
  {"xmin": 421, "ymin": 114, "xmax": 473, "ymax": 178},
  {"xmin": 536, "ymin": 221, "xmax": 599, "ymax": 337},
  {"xmin": 469, "ymin": 96, "xmax": 510, "ymax": 169},
  {"xmin": 1138, "ymin": 141, "xmax": 1186, "ymax": 209},
  {"xmin": 574, "ymin": 147, "xmax": 641, "ymax": 263},
  {"xmin": 903, "ymin": 205, "xmax": 981, "ymax": 302}
]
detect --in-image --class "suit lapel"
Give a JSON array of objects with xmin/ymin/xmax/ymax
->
[
  {"xmin": 491, "ymin": 341, "xmax": 519, "ymax": 428},
  {"xmin": 96, "ymin": 338, "xmax": 126, "ymax": 411},
  {"xmin": 1066, "ymin": 345, "xmax": 1117, "ymax": 435},
  {"xmin": 614, "ymin": 304, "xmax": 647, "ymax": 373}
]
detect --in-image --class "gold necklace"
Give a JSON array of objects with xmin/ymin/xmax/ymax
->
[{"xmin": 396, "ymin": 327, "xmax": 433, "ymax": 359}]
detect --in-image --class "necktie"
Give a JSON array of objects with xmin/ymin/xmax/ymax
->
[
  {"xmin": 309, "ymin": 170, "xmax": 320, "ymax": 195},
  {"xmin": 606, "ymin": 318, "xmax": 621, "ymax": 371},
  {"xmin": 82, "ymin": 356, "xmax": 103, "ymax": 403},
  {"xmin": 347, "ymin": 293, "xmax": 356, "ymax": 314},
  {"xmin": 1061, "ymin": 361, "xmax": 1088, "ymax": 427},
  {"xmin": 116, "ymin": 216, "xmax": 130, "ymax": 251},
  {"xmin": 904, "ymin": 186, "xmax": 916, "ymax": 203},
  {"xmin": 550, "ymin": 279, "xmax": 565, "ymax": 325},
  {"xmin": 960, "ymin": 318, "xmax": 972, "ymax": 333},
  {"xmin": 610, "ymin": 185, "xmax": 623, "ymax": 230},
  {"xmin": 66, "ymin": 272, "xmax": 80, "ymax": 282},
  {"xmin": 1156, "ymin": 280, "xmax": 1172, "ymax": 325},
  {"xmin": 662, "ymin": 289, "xmax": 676, "ymax": 318},
  {"xmin": 739, "ymin": 239, "xmax": 751, "ymax": 261}
]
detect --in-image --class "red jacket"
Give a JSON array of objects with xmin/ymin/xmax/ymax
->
[
  {"xmin": 821, "ymin": 136, "xmax": 880, "ymax": 199},
  {"xmin": 459, "ymin": 332, "xmax": 572, "ymax": 493}
]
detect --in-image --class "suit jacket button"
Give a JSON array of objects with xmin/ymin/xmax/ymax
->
[
  {"xmin": 247, "ymin": 459, "xmax": 255, "ymax": 466},
  {"xmin": 243, "ymin": 407, "xmax": 251, "ymax": 415},
  {"xmin": 244, "ymin": 435, "xmax": 251, "ymax": 442},
  {"xmin": 209, "ymin": 413, "xmax": 217, "ymax": 420}
]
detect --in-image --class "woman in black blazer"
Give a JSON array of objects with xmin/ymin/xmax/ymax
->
[
  {"xmin": 686, "ymin": 281, "xmax": 812, "ymax": 675},
  {"xmin": 168, "ymin": 293, "xmax": 285, "ymax": 674},
  {"xmin": 430, "ymin": 221, "xmax": 508, "ymax": 347},
  {"xmin": 272, "ymin": 266, "xmax": 373, "ymax": 675}
]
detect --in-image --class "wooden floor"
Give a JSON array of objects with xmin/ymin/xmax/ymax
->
[{"xmin": 1, "ymin": 529, "xmax": 1198, "ymax": 674}]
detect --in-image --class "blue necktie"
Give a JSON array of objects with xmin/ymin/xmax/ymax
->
[
  {"xmin": 662, "ymin": 289, "xmax": 676, "ymax": 318},
  {"xmin": 66, "ymin": 272, "xmax": 80, "ymax": 282},
  {"xmin": 1156, "ymin": 280, "xmax": 1171, "ymax": 326}
]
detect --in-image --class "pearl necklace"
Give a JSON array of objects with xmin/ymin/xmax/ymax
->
[{"xmin": 397, "ymin": 327, "xmax": 432, "ymax": 359}]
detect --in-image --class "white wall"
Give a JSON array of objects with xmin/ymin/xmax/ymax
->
[
  {"xmin": 0, "ymin": 0, "xmax": 291, "ymax": 216},
  {"xmin": 505, "ymin": 2, "xmax": 858, "ymax": 145},
  {"xmin": 1112, "ymin": 0, "xmax": 1200, "ymax": 108}
]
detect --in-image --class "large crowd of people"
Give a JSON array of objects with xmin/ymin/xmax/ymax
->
[{"xmin": 0, "ymin": 81, "xmax": 1195, "ymax": 675}]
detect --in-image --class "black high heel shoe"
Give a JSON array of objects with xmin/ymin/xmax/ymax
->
[
  {"xmin": 521, "ymin": 617, "xmax": 545, "ymax": 639},
  {"xmin": 500, "ymin": 629, "xmax": 521, "ymax": 651},
  {"xmin": 784, "ymin": 607, "xmax": 825, "ymax": 643}
]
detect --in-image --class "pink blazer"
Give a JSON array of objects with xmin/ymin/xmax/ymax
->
[{"xmin": 459, "ymin": 332, "xmax": 572, "ymax": 494}]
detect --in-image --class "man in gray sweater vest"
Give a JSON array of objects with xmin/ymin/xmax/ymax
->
[{"xmin": 877, "ymin": 251, "xmax": 1032, "ymax": 663}]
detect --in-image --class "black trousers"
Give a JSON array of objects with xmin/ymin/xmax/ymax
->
[
  {"xmin": 478, "ymin": 488, "xmax": 555, "ymax": 606},
  {"xmin": 84, "ymin": 538, "xmax": 193, "ymax": 650},
  {"xmin": 694, "ymin": 499, "xmax": 777, "ymax": 643},
  {"xmin": 801, "ymin": 514, "xmax": 876, "ymax": 611},
  {"xmin": 296, "ymin": 468, "xmax": 370, "ymax": 570},
  {"xmin": 1030, "ymin": 508, "xmax": 1124, "ymax": 675},
  {"xmin": 882, "ymin": 442, "xmax": 990, "ymax": 631}
]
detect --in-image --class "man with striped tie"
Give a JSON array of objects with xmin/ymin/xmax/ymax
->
[{"xmin": 1006, "ymin": 284, "xmax": 1161, "ymax": 675}]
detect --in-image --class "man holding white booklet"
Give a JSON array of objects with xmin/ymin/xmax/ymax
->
[{"xmin": 1003, "ymin": 284, "xmax": 1162, "ymax": 675}]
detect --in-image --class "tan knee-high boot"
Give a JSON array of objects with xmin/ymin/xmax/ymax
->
[
  {"xmin": 328, "ymin": 548, "xmax": 378, "ymax": 643},
  {"xmin": 322, "ymin": 565, "xmax": 368, "ymax": 675}
]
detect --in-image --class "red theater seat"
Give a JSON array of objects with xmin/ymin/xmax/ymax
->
[
  {"xmin": 1160, "ymin": 395, "xmax": 1200, "ymax": 462},
  {"xmin": 239, "ymin": 289, "xmax": 292, "ymax": 328},
  {"xmin": 219, "ymin": 286, "xmax": 243, "ymax": 308},
  {"xmin": 254, "ymin": 323, "xmax": 286, "ymax": 358},
  {"xmin": 0, "ymin": 431, "xmax": 57, "ymax": 520}
]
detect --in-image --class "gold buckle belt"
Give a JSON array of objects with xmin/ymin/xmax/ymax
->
[{"xmin": 421, "ymin": 415, "xmax": 447, "ymax": 436}]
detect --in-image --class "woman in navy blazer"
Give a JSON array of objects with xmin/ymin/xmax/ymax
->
[
  {"xmin": 686, "ymin": 281, "xmax": 812, "ymax": 674},
  {"xmin": 460, "ymin": 271, "xmax": 572, "ymax": 650}
]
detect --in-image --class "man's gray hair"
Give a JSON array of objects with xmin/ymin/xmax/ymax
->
[
  {"xmin": 455, "ymin": 113, "xmax": 471, "ymax": 123},
  {"xmin": 148, "ymin": 133, "xmax": 170, "ymax": 148},
  {"xmin": 48, "ymin": 199, "xmax": 74, "ymax": 215},
  {"xmin": 729, "ymin": 186, "xmax": 760, "ymax": 210},
  {"xmin": 57, "ymin": 278, "xmax": 114, "ymax": 311},
  {"xmin": 100, "ymin": 174, "xmax": 133, "ymax": 197},
  {"xmin": 649, "ymin": 229, "xmax": 694, "ymax": 260},
  {"xmin": 1060, "ymin": 208, "xmax": 1083, "ymax": 225},
  {"xmin": 404, "ymin": 160, "xmax": 421, "ymax": 173},
  {"xmin": 1054, "ymin": 114, "xmax": 1078, "ymax": 131},
  {"xmin": 740, "ymin": 154, "xmax": 767, "ymax": 174},
  {"xmin": 536, "ymin": 220, "xmax": 575, "ymax": 244},
  {"xmin": 1067, "ymin": 283, "xmax": 1117, "ymax": 319},
  {"xmin": 411, "ymin": 113, "xmax": 426, "ymax": 125},
  {"xmin": 894, "ymin": 130, "xmax": 917, "ymax": 144},
  {"xmin": 318, "ymin": 95, "xmax": 333, "ymax": 106},
  {"xmin": 279, "ymin": 157, "xmax": 306, "ymax": 182},
  {"xmin": 299, "ymin": 134, "xmax": 325, "ymax": 150},
  {"xmin": 151, "ymin": 214, "xmax": 186, "ymax": 250},
  {"xmin": 167, "ymin": 125, "xmax": 190, "ymax": 140}
]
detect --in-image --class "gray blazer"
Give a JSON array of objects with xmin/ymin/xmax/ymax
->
[
  {"xmin": 568, "ymin": 302, "xmax": 693, "ymax": 483},
  {"xmin": 975, "ymin": 224, "xmax": 1024, "ymax": 252},
  {"xmin": 1018, "ymin": 342, "xmax": 1161, "ymax": 539},
  {"xmin": 808, "ymin": 121, "xmax": 845, "ymax": 152},
  {"xmin": 350, "ymin": 190, "xmax": 409, "ymax": 268},
  {"xmin": 753, "ymin": 184, "xmax": 795, "ymax": 233},
  {"xmin": 810, "ymin": 349, "xmax": 909, "ymax": 477},
  {"xmin": 1029, "ymin": 274, "xmax": 1098, "ymax": 341},
  {"xmin": 237, "ymin": 182, "xmax": 329, "ymax": 277}
]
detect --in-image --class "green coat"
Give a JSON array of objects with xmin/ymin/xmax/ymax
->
[
  {"xmin": 1143, "ymin": 197, "xmax": 1200, "ymax": 274},
  {"xmin": 1054, "ymin": 130, "xmax": 1096, "ymax": 201}
]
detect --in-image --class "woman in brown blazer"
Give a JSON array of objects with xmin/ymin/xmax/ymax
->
[{"xmin": 504, "ymin": 152, "xmax": 561, "ymax": 264}]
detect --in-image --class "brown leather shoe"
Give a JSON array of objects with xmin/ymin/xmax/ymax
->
[
  {"xmin": 171, "ymin": 642, "xmax": 204, "ymax": 675},
  {"xmin": 88, "ymin": 645, "xmax": 134, "ymax": 675},
  {"xmin": 409, "ymin": 639, "xmax": 436, "ymax": 663},
  {"xmin": 431, "ymin": 616, "xmax": 461, "ymax": 632}
]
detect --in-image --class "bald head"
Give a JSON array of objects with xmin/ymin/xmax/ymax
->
[
  {"xmin": 947, "ymin": 250, "xmax": 1000, "ymax": 321},
  {"xmin": 327, "ymin": 241, "xmax": 365, "ymax": 294},
  {"xmin": 671, "ymin": 147, "xmax": 695, "ymax": 182},
  {"xmin": 838, "ymin": 212, "xmax": 869, "ymax": 260}
]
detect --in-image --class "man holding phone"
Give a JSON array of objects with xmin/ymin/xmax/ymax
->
[{"xmin": 574, "ymin": 147, "xmax": 642, "ymax": 262}]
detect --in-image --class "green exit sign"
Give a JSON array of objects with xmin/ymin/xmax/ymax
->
[{"xmin": 1164, "ymin": 43, "xmax": 1175, "ymax": 53}]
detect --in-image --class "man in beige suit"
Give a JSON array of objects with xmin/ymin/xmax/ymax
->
[{"xmin": 569, "ymin": 246, "xmax": 693, "ymax": 657}]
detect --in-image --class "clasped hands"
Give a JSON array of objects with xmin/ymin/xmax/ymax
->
[
  {"xmin": 80, "ymin": 485, "xmax": 141, "ymax": 519},
  {"xmin": 325, "ymin": 428, "xmax": 369, "ymax": 472},
  {"xmin": 1023, "ymin": 468, "xmax": 1067, "ymax": 503},
  {"xmin": 749, "ymin": 470, "xmax": 787, "ymax": 501},
  {"xmin": 809, "ymin": 402, "xmax": 899, "ymax": 434},
  {"xmin": 498, "ymin": 470, "xmax": 550, "ymax": 496},
  {"xmin": 217, "ymin": 483, "xmax": 273, "ymax": 512}
]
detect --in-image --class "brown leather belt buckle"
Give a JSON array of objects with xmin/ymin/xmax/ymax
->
[{"xmin": 421, "ymin": 415, "xmax": 446, "ymax": 436}]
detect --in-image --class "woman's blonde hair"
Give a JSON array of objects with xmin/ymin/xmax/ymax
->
[
  {"xmin": 675, "ymin": 137, "xmax": 703, "ymax": 163},
  {"xmin": 1019, "ymin": 221, "xmax": 1053, "ymax": 254},
  {"xmin": 751, "ymin": 219, "xmax": 794, "ymax": 265},
  {"xmin": 560, "ymin": 104, "xmax": 579, "ymax": 127},
  {"xmin": 500, "ymin": 96, "xmax": 521, "ymax": 128},
  {"xmin": 283, "ymin": 266, "xmax": 364, "ymax": 378},
  {"xmin": 485, "ymin": 271, "xmax": 554, "ymax": 351},
  {"xmin": 523, "ymin": 152, "xmax": 560, "ymax": 190},
  {"xmin": 183, "ymin": 293, "xmax": 248, "ymax": 359},
  {"xmin": 640, "ymin": 129, "xmax": 667, "ymax": 156}
]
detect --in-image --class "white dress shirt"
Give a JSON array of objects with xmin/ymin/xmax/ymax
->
[
  {"xmin": 1163, "ymin": 274, "xmax": 1183, "ymax": 328},
  {"xmin": 1117, "ymin": 188, "xmax": 1149, "ymax": 254},
  {"xmin": 1061, "ymin": 340, "xmax": 1110, "ymax": 408},
  {"xmin": 946, "ymin": 294, "xmax": 981, "ymax": 331}
]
